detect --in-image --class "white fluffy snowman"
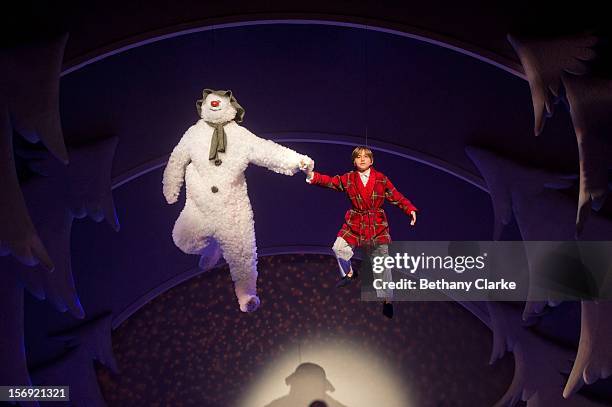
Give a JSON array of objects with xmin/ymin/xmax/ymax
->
[{"xmin": 163, "ymin": 89, "xmax": 313, "ymax": 312}]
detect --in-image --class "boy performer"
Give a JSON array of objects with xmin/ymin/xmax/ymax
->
[{"xmin": 301, "ymin": 147, "xmax": 418, "ymax": 319}]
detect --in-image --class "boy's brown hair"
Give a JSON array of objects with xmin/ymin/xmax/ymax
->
[{"xmin": 351, "ymin": 146, "xmax": 374, "ymax": 162}]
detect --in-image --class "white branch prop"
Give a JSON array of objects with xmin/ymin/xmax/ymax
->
[
  {"xmin": 17, "ymin": 137, "xmax": 119, "ymax": 318},
  {"xmin": 508, "ymin": 33, "xmax": 612, "ymax": 235},
  {"xmin": 0, "ymin": 34, "xmax": 70, "ymax": 269},
  {"xmin": 488, "ymin": 302, "xmax": 600, "ymax": 407},
  {"xmin": 564, "ymin": 301, "xmax": 612, "ymax": 398}
]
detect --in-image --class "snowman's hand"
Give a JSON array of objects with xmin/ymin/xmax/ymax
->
[
  {"xmin": 300, "ymin": 157, "xmax": 315, "ymax": 174},
  {"xmin": 306, "ymin": 157, "xmax": 315, "ymax": 173},
  {"xmin": 163, "ymin": 135, "xmax": 191, "ymax": 204},
  {"xmin": 163, "ymin": 187, "xmax": 179, "ymax": 204}
]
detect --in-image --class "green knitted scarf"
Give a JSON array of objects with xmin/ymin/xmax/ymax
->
[{"xmin": 205, "ymin": 121, "xmax": 231, "ymax": 162}]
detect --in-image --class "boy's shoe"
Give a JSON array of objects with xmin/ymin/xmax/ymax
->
[
  {"xmin": 335, "ymin": 273, "xmax": 355, "ymax": 288},
  {"xmin": 382, "ymin": 302, "xmax": 394, "ymax": 319}
]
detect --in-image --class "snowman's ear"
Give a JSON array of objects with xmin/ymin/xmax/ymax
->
[
  {"xmin": 233, "ymin": 101, "xmax": 245, "ymax": 123},
  {"xmin": 195, "ymin": 89, "xmax": 214, "ymax": 117},
  {"xmin": 227, "ymin": 91, "xmax": 245, "ymax": 123},
  {"xmin": 195, "ymin": 99, "xmax": 203, "ymax": 117}
]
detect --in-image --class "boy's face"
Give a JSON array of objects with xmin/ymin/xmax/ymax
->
[{"xmin": 354, "ymin": 150, "xmax": 373, "ymax": 172}]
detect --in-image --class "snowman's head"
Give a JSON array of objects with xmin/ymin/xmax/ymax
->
[{"xmin": 196, "ymin": 89, "xmax": 245, "ymax": 124}]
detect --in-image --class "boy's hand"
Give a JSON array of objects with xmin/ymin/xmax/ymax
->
[{"xmin": 410, "ymin": 211, "xmax": 417, "ymax": 226}]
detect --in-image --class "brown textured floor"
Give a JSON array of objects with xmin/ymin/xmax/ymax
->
[{"xmin": 96, "ymin": 254, "xmax": 513, "ymax": 407}]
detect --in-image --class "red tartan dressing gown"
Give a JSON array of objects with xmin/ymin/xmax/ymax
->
[{"xmin": 308, "ymin": 167, "xmax": 418, "ymax": 247}]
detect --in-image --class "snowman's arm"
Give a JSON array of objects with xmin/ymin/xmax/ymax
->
[
  {"xmin": 245, "ymin": 129, "xmax": 309, "ymax": 176},
  {"xmin": 162, "ymin": 134, "xmax": 192, "ymax": 204}
]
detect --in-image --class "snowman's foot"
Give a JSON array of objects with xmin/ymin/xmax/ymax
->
[{"xmin": 239, "ymin": 295, "xmax": 260, "ymax": 313}]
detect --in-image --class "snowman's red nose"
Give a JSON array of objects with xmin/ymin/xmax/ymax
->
[{"xmin": 211, "ymin": 100, "xmax": 220, "ymax": 107}]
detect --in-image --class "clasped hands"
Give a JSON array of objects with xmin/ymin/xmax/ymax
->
[{"xmin": 299, "ymin": 158, "xmax": 315, "ymax": 176}]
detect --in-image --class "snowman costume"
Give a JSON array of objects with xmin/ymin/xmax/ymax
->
[{"xmin": 163, "ymin": 89, "xmax": 312, "ymax": 312}]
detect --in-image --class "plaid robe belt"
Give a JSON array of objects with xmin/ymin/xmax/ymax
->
[{"xmin": 309, "ymin": 167, "xmax": 418, "ymax": 247}]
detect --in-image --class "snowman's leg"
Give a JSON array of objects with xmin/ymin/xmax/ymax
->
[
  {"xmin": 233, "ymin": 269, "xmax": 259, "ymax": 313},
  {"xmin": 172, "ymin": 199, "xmax": 215, "ymax": 256},
  {"xmin": 216, "ymin": 212, "xmax": 259, "ymax": 313},
  {"xmin": 197, "ymin": 238, "xmax": 222, "ymax": 271}
]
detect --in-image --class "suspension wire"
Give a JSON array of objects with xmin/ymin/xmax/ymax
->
[
  {"xmin": 364, "ymin": 23, "xmax": 369, "ymax": 147},
  {"xmin": 212, "ymin": 25, "xmax": 216, "ymax": 59}
]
